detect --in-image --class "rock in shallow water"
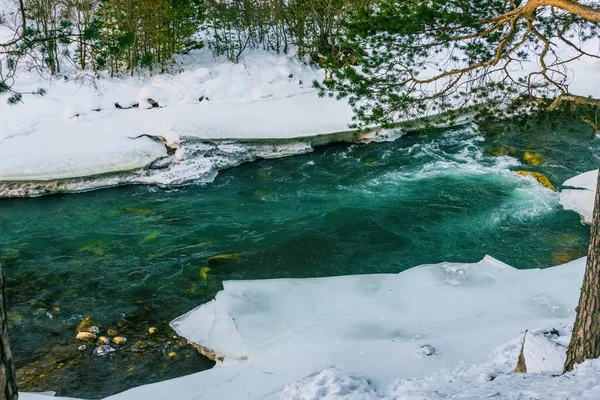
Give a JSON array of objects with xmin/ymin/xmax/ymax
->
[
  {"xmin": 76, "ymin": 332, "xmax": 96, "ymax": 341},
  {"xmin": 97, "ymin": 336, "xmax": 110, "ymax": 345},
  {"xmin": 522, "ymin": 151, "xmax": 544, "ymax": 166},
  {"xmin": 93, "ymin": 345, "xmax": 115, "ymax": 356},
  {"xmin": 515, "ymin": 171, "xmax": 557, "ymax": 192},
  {"xmin": 76, "ymin": 316, "xmax": 93, "ymax": 333},
  {"xmin": 112, "ymin": 336, "xmax": 127, "ymax": 345}
]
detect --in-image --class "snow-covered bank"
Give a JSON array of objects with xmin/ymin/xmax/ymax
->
[
  {"xmin": 21, "ymin": 256, "xmax": 588, "ymax": 400},
  {"xmin": 560, "ymin": 169, "xmax": 598, "ymax": 223},
  {"xmin": 3, "ymin": 38, "xmax": 598, "ymax": 197},
  {"xmin": 0, "ymin": 50, "xmax": 356, "ymax": 196}
]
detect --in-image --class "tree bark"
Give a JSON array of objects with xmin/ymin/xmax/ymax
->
[
  {"xmin": 0, "ymin": 263, "xmax": 18, "ymax": 400},
  {"xmin": 564, "ymin": 167, "xmax": 600, "ymax": 373}
]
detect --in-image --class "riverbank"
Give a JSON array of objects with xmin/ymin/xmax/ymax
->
[
  {"xmin": 0, "ymin": 45, "xmax": 478, "ymax": 198},
  {"xmin": 3, "ymin": 41, "xmax": 599, "ymax": 197},
  {"xmin": 0, "ymin": 49, "xmax": 354, "ymax": 195},
  {"xmin": 19, "ymin": 255, "xmax": 595, "ymax": 400}
]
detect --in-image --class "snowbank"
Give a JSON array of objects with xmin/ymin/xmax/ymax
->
[
  {"xmin": 3, "ymin": 38, "xmax": 598, "ymax": 194},
  {"xmin": 0, "ymin": 49, "xmax": 355, "ymax": 189},
  {"xmin": 163, "ymin": 255, "xmax": 584, "ymax": 400},
  {"xmin": 21, "ymin": 255, "xmax": 584, "ymax": 400},
  {"xmin": 560, "ymin": 169, "xmax": 598, "ymax": 223}
]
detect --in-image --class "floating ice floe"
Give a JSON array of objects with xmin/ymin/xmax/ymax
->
[{"xmin": 560, "ymin": 169, "xmax": 598, "ymax": 224}]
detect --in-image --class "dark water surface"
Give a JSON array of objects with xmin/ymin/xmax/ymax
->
[{"xmin": 0, "ymin": 122, "xmax": 598, "ymax": 398}]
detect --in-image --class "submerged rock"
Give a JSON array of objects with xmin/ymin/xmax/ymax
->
[
  {"xmin": 76, "ymin": 332, "xmax": 96, "ymax": 341},
  {"xmin": 77, "ymin": 345, "xmax": 87, "ymax": 352},
  {"xmin": 76, "ymin": 316, "xmax": 93, "ymax": 333},
  {"xmin": 148, "ymin": 327, "xmax": 158, "ymax": 335},
  {"xmin": 123, "ymin": 207, "xmax": 155, "ymax": 217},
  {"xmin": 515, "ymin": 171, "xmax": 557, "ymax": 192},
  {"xmin": 97, "ymin": 336, "xmax": 110, "ymax": 345},
  {"xmin": 107, "ymin": 329, "xmax": 118, "ymax": 337},
  {"xmin": 93, "ymin": 345, "xmax": 116, "ymax": 356},
  {"xmin": 131, "ymin": 341, "xmax": 148, "ymax": 353},
  {"xmin": 199, "ymin": 267, "xmax": 210, "ymax": 281},
  {"xmin": 522, "ymin": 151, "xmax": 544, "ymax": 166},
  {"xmin": 207, "ymin": 253, "xmax": 241, "ymax": 267},
  {"xmin": 552, "ymin": 249, "xmax": 586, "ymax": 265},
  {"xmin": 143, "ymin": 231, "xmax": 160, "ymax": 243},
  {"xmin": 88, "ymin": 326, "xmax": 100, "ymax": 335},
  {"xmin": 487, "ymin": 145, "xmax": 516, "ymax": 157},
  {"xmin": 112, "ymin": 336, "xmax": 127, "ymax": 345}
]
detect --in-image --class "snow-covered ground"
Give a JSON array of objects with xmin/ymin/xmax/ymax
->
[
  {"xmin": 2, "ymin": 20, "xmax": 600, "ymax": 196},
  {"xmin": 0, "ymin": 48, "xmax": 356, "ymax": 193},
  {"xmin": 21, "ymin": 255, "xmax": 594, "ymax": 400},
  {"xmin": 560, "ymin": 169, "xmax": 598, "ymax": 223}
]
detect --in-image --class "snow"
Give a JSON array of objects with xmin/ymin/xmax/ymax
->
[
  {"xmin": 0, "ymin": 49, "xmax": 355, "ymax": 187},
  {"xmin": 564, "ymin": 169, "xmax": 599, "ymax": 190},
  {"xmin": 19, "ymin": 255, "xmax": 589, "ymax": 400},
  {"xmin": 165, "ymin": 256, "xmax": 584, "ymax": 396},
  {"xmin": 560, "ymin": 169, "xmax": 598, "ymax": 223},
  {"xmin": 0, "ymin": 127, "xmax": 167, "ymax": 181},
  {"xmin": 2, "ymin": 34, "xmax": 599, "ymax": 194}
]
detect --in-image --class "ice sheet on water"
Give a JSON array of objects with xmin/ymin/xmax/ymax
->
[
  {"xmin": 560, "ymin": 169, "xmax": 598, "ymax": 224},
  {"xmin": 564, "ymin": 169, "xmax": 598, "ymax": 190},
  {"xmin": 163, "ymin": 256, "xmax": 585, "ymax": 399}
]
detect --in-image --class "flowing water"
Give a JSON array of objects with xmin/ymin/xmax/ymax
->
[{"xmin": 0, "ymin": 122, "xmax": 598, "ymax": 398}]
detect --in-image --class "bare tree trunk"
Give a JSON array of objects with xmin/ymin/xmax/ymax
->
[
  {"xmin": 564, "ymin": 167, "xmax": 600, "ymax": 373},
  {"xmin": 0, "ymin": 264, "xmax": 18, "ymax": 400}
]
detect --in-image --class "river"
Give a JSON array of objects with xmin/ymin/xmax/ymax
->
[{"xmin": 0, "ymin": 121, "xmax": 598, "ymax": 398}]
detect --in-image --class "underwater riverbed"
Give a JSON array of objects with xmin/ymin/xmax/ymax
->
[{"xmin": 0, "ymin": 122, "xmax": 598, "ymax": 398}]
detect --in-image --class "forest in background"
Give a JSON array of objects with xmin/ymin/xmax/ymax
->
[{"xmin": 0, "ymin": 0, "xmax": 371, "ymax": 92}]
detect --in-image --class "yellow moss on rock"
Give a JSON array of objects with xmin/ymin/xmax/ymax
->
[
  {"xmin": 515, "ymin": 171, "xmax": 557, "ymax": 192},
  {"xmin": 76, "ymin": 316, "xmax": 93, "ymax": 333},
  {"xmin": 199, "ymin": 267, "xmax": 210, "ymax": 281},
  {"xmin": 522, "ymin": 152, "xmax": 544, "ymax": 166},
  {"xmin": 487, "ymin": 146, "xmax": 516, "ymax": 157},
  {"xmin": 552, "ymin": 249, "xmax": 587, "ymax": 265}
]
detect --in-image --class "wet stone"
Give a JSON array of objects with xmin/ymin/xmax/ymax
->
[
  {"xmin": 112, "ymin": 336, "xmax": 127, "ymax": 345},
  {"xmin": 76, "ymin": 316, "xmax": 93, "ymax": 333},
  {"xmin": 76, "ymin": 332, "xmax": 96, "ymax": 341},
  {"xmin": 93, "ymin": 345, "xmax": 115, "ymax": 357},
  {"xmin": 97, "ymin": 336, "xmax": 110, "ymax": 345}
]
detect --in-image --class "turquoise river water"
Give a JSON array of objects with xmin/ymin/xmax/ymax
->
[{"xmin": 0, "ymin": 121, "xmax": 598, "ymax": 398}]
